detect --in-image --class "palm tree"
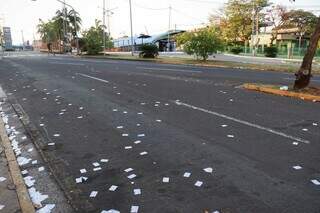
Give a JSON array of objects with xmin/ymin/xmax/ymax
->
[
  {"xmin": 53, "ymin": 8, "xmax": 81, "ymax": 42},
  {"xmin": 37, "ymin": 20, "xmax": 58, "ymax": 43}
]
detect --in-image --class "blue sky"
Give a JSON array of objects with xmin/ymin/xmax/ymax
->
[{"xmin": 1, "ymin": 0, "xmax": 319, "ymax": 45}]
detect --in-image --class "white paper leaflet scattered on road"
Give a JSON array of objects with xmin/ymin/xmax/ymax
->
[
  {"xmin": 80, "ymin": 169, "xmax": 87, "ymax": 174},
  {"xmin": 128, "ymin": 174, "xmax": 137, "ymax": 179},
  {"xmin": 0, "ymin": 177, "xmax": 6, "ymax": 182},
  {"xmin": 37, "ymin": 204, "xmax": 55, "ymax": 213},
  {"xmin": 124, "ymin": 168, "xmax": 134, "ymax": 173},
  {"xmin": 53, "ymin": 134, "xmax": 60, "ymax": 137},
  {"xmin": 21, "ymin": 170, "xmax": 28, "ymax": 175},
  {"xmin": 100, "ymin": 159, "xmax": 109, "ymax": 163},
  {"xmin": 302, "ymin": 128, "xmax": 308, "ymax": 132},
  {"xmin": 24, "ymin": 176, "xmax": 35, "ymax": 187},
  {"xmin": 227, "ymin": 135, "xmax": 234, "ymax": 138},
  {"xmin": 293, "ymin": 166, "xmax": 302, "ymax": 170},
  {"xmin": 195, "ymin": 181, "xmax": 203, "ymax": 187},
  {"xmin": 48, "ymin": 143, "xmax": 55, "ymax": 146},
  {"xmin": 140, "ymin": 152, "xmax": 148, "ymax": 156},
  {"xmin": 130, "ymin": 205, "xmax": 139, "ymax": 213},
  {"xmin": 101, "ymin": 209, "xmax": 120, "ymax": 213},
  {"xmin": 203, "ymin": 167, "xmax": 213, "ymax": 173},
  {"xmin": 134, "ymin": 140, "xmax": 141, "ymax": 144},
  {"xmin": 90, "ymin": 191, "xmax": 98, "ymax": 197},
  {"xmin": 17, "ymin": 156, "xmax": 31, "ymax": 166},
  {"xmin": 76, "ymin": 177, "xmax": 88, "ymax": 183},
  {"xmin": 134, "ymin": 188, "xmax": 141, "ymax": 195},
  {"xmin": 93, "ymin": 167, "xmax": 102, "ymax": 172},
  {"xmin": 183, "ymin": 172, "xmax": 191, "ymax": 178},
  {"xmin": 28, "ymin": 187, "xmax": 48, "ymax": 207},
  {"xmin": 92, "ymin": 162, "xmax": 100, "ymax": 167},
  {"xmin": 313, "ymin": 123, "xmax": 318, "ymax": 126},
  {"xmin": 109, "ymin": 185, "xmax": 118, "ymax": 191},
  {"xmin": 163, "ymin": 177, "xmax": 170, "ymax": 183},
  {"xmin": 311, "ymin": 179, "xmax": 320, "ymax": 185}
]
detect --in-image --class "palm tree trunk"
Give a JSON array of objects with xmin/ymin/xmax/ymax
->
[{"xmin": 294, "ymin": 16, "xmax": 320, "ymax": 90}]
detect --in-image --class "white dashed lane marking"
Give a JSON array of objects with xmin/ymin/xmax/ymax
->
[
  {"xmin": 174, "ymin": 101, "xmax": 310, "ymax": 144},
  {"xmin": 136, "ymin": 66, "xmax": 202, "ymax": 73}
]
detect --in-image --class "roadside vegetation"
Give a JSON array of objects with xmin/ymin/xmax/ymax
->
[{"xmin": 37, "ymin": 10, "xmax": 113, "ymax": 55}]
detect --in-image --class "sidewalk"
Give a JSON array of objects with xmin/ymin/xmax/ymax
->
[
  {"xmin": 0, "ymin": 84, "xmax": 73, "ymax": 213},
  {"xmin": 0, "ymin": 142, "xmax": 21, "ymax": 213}
]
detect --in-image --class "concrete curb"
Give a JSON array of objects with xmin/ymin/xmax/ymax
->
[
  {"xmin": 243, "ymin": 83, "xmax": 320, "ymax": 102},
  {"xmin": 0, "ymin": 117, "xmax": 35, "ymax": 213}
]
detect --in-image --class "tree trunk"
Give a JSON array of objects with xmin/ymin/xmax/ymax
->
[{"xmin": 294, "ymin": 16, "xmax": 320, "ymax": 90}]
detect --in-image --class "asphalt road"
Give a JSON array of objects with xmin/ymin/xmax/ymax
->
[{"xmin": 0, "ymin": 51, "xmax": 320, "ymax": 213}]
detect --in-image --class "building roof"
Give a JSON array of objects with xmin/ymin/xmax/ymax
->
[{"xmin": 113, "ymin": 30, "xmax": 185, "ymax": 47}]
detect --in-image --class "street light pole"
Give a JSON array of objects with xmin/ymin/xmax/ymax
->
[
  {"xmin": 103, "ymin": 0, "xmax": 106, "ymax": 56},
  {"xmin": 129, "ymin": 0, "xmax": 134, "ymax": 56},
  {"xmin": 167, "ymin": 5, "xmax": 172, "ymax": 52}
]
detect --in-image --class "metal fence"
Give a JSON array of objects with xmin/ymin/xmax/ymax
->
[{"xmin": 225, "ymin": 46, "xmax": 320, "ymax": 59}]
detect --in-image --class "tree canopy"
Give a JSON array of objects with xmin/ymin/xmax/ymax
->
[{"xmin": 176, "ymin": 27, "xmax": 223, "ymax": 60}]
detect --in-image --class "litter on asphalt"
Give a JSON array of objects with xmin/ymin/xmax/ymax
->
[
  {"xmin": 195, "ymin": 181, "xmax": 203, "ymax": 187},
  {"xmin": 90, "ymin": 191, "xmax": 98, "ymax": 197},
  {"xmin": 183, "ymin": 172, "xmax": 191, "ymax": 178},
  {"xmin": 128, "ymin": 174, "xmax": 137, "ymax": 179},
  {"xmin": 162, "ymin": 177, "xmax": 170, "ymax": 183},
  {"xmin": 203, "ymin": 168, "xmax": 213, "ymax": 173},
  {"xmin": 311, "ymin": 179, "xmax": 320, "ymax": 185},
  {"xmin": 130, "ymin": 205, "xmax": 139, "ymax": 213},
  {"xmin": 109, "ymin": 185, "xmax": 118, "ymax": 191},
  {"xmin": 124, "ymin": 168, "xmax": 134, "ymax": 173},
  {"xmin": 133, "ymin": 188, "xmax": 141, "ymax": 195}
]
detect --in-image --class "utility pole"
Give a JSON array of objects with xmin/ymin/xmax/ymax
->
[
  {"xmin": 129, "ymin": 0, "xmax": 134, "ymax": 56},
  {"xmin": 62, "ymin": 0, "xmax": 66, "ymax": 53},
  {"xmin": 103, "ymin": 0, "xmax": 106, "ymax": 56},
  {"xmin": 73, "ymin": 10, "xmax": 79, "ymax": 55},
  {"xmin": 251, "ymin": 1, "xmax": 255, "ymax": 56},
  {"xmin": 21, "ymin": 30, "xmax": 25, "ymax": 50},
  {"xmin": 167, "ymin": 5, "xmax": 172, "ymax": 52}
]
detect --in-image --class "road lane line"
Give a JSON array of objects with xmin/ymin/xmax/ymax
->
[
  {"xmin": 137, "ymin": 66, "xmax": 202, "ymax": 73},
  {"xmin": 283, "ymin": 77, "xmax": 320, "ymax": 83},
  {"xmin": 0, "ymin": 86, "xmax": 7, "ymax": 99},
  {"xmin": 49, "ymin": 62, "xmax": 85, "ymax": 66},
  {"xmin": 174, "ymin": 101, "xmax": 310, "ymax": 144},
  {"xmin": 78, "ymin": 73, "xmax": 110, "ymax": 84}
]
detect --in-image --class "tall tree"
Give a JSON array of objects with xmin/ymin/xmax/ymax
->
[
  {"xmin": 176, "ymin": 27, "xmax": 223, "ymax": 61},
  {"xmin": 217, "ymin": 0, "xmax": 270, "ymax": 46},
  {"xmin": 265, "ymin": 5, "xmax": 287, "ymax": 45},
  {"xmin": 37, "ymin": 20, "xmax": 58, "ymax": 43},
  {"xmin": 294, "ymin": 17, "xmax": 320, "ymax": 89},
  {"xmin": 53, "ymin": 8, "xmax": 82, "ymax": 42},
  {"xmin": 82, "ymin": 19, "xmax": 113, "ymax": 55}
]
